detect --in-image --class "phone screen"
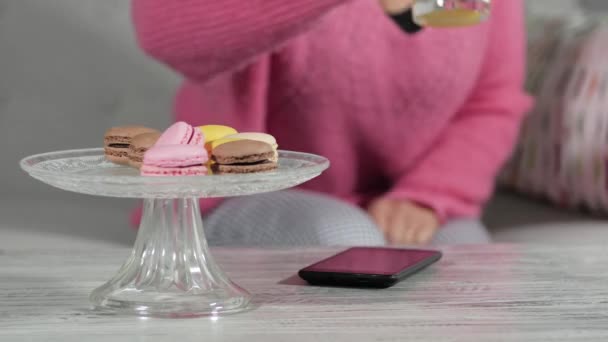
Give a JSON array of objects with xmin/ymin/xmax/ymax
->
[{"xmin": 302, "ymin": 247, "xmax": 440, "ymax": 276}]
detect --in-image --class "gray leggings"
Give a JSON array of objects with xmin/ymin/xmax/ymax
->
[{"xmin": 204, "ymin": 190, "xmax": 491, "ymax": 246}]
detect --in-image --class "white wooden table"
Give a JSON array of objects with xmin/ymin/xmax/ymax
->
[{"xmin": 2, "ymin": 243, "xmax": 608, "ymax": 341}]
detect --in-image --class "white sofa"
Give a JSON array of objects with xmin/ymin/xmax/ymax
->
[{"xmin": 1, "ymin": 0, "xmax": 606, "ymax": 247}]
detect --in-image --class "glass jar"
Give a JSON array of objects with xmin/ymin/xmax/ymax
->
[{"xmin": 412, "ymin": 0, "xmax": 491, "ymax": 27}]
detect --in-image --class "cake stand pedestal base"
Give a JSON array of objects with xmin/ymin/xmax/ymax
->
[{"xmin": 89, "ymin": 198, "xmax": 251, "ymax": 318}]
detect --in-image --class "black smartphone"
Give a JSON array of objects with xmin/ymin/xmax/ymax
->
[{"xmin": 298, "ymin": 247, "xmax": 442, "ymax": 288}]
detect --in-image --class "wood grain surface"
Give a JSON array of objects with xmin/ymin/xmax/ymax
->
[{"xmin": 2, "ymin": 244, "xmax": 608, "ymax": 341}]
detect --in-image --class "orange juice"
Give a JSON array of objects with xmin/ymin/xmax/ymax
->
[{"xmin": 415, "ymin": 8, "xmax": 484, "ymax": 27}]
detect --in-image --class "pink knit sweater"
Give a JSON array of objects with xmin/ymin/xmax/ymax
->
[{"xmin": 132, "ymin": 0, "xmax": 532, "ymax": 222}]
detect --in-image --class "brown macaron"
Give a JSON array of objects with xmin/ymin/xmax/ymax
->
[
  {"xmin": 128, "ymin": 132, "xmax": 162, "ymax": 169},
  {"xmin": 104, "ymin": 126, "xmax": 159, "ymax": 165},
  {"xmin": 211, "ymin": 139, "xmax": 278, "ymax": 174}
]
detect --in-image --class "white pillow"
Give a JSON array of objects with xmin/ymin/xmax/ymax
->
[{"xmin": 502, "ymin": 18, "xmax": 608, "ymax": 213}]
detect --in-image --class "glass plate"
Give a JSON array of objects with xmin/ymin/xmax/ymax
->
[
  {"xmin": 20, "ymin": 148, "xmax": 329, "ymax": 318},
  {"xmin": 21, "ymin": 148, "xmax": 329, "ymax": 199}
]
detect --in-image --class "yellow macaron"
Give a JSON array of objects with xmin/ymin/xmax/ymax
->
[
  {"xmin": 199, "ymin": 125, "xmax": 238, "ymax": 153},
  {"xmin": 199, "ymin": 125, "xmax": 238, "ymax": 143}
]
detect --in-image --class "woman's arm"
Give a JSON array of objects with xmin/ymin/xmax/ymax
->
[
  {"xmin": 132, "ymin": 0, "xmax": 352, "ymax": 82},
  {"xmin": 382, "ymin": 0, "xmax": 533, "ymax": 223}
]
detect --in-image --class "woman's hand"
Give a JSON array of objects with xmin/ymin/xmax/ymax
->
[
  {"xmin": 368, "ymin": 198, "xmax": 440, "ymax": 245},
  {"xmin": 379, "ymin": 0, "xmax": 415, "ymax": 14}
]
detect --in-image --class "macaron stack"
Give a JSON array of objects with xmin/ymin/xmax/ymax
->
[
  {"xmin": 156, "ymin": 121, "xmax": 204, "ymax": 146},
  {"xmin": 211, "ymin": 139, "xmax": 278, "ymax": 174},
  {"xmin": 141, "ymin": 122, "xmax": 208, "ymax": 176},
  {"xmin": 208, "ymin": 132, "xmax": 279, "ymax": 174},
  {"xmin": 199, "ymin": 126, "xmax": 279, "ymax": 174},
  {"xmin": 128, "ymin": 132, "xmax": 161, "ymax": 169},
  {"xmin": 212, "ymin": 132, "xmax": 278, "ymax": 162},
  {"xmin": 104, "ymin": 126, "xmax": 160, "ymax": 165},
  {"xmin": 104, "ymin": 122, "xmax": 279, "ymax": 177},
  {"xmin": 141, "ymin": 145, "xmax": 208, "ymax": 176}
]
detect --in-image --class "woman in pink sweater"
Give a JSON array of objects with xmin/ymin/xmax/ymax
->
[{"xmin": 132, "ymin": 0, "xmax": 531, "ymax": 246}]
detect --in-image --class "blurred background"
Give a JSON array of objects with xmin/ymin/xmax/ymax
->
[{"xmin": 1, "ymin": 0, "xmax": 607, "ymax": 248}]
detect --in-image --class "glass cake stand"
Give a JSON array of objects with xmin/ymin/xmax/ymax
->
[{"xmin": 20, "ymin": 148, "xmax": 329, "ymax": 318}]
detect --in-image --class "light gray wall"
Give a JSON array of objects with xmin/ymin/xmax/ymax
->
[
  {"xmin": 0, "ymin": 0, "xmax": 178, "ymax": 200},
  {"xmin": 0, "ymin": 0, "xmax": 180, "ymax": 245},
  {"xmin": 579, "ymin": 0, "xmax": 608, "ymax": 11}
]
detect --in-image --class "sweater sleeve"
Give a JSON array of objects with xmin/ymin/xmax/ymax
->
[
  {"xmin": 132, "ymin": 0, "xmax": 349, "ymax": 82},
  {"xmin": 383, "ymin": 0, "xmax": 533, "ymax": 222}
]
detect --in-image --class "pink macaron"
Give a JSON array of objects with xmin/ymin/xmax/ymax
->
[
  {"xmin": 155, "ymin": 121, "xmax": 204, "ymax": 146},
  {"xmin": 140, "ymin": 164, "xmax": 208, "ymax": 176},
  {"xmin": 141, "ymin": 144, "xmax": 208, "ymax": 176}
]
